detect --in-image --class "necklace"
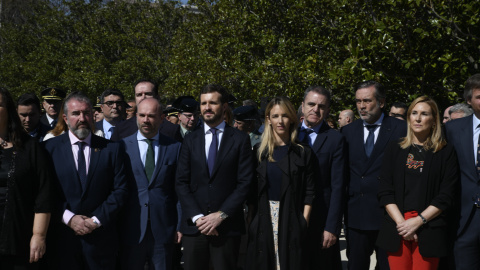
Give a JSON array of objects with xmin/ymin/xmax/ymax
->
[{"xmin": 412, "ymin": 143, "xmax": 423, "ymax": 152}]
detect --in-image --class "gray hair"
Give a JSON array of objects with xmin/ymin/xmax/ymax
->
[
  {"xmin": 63, "ymin": 91, "xmax": 92, "ymax": 115},
  {"xmin": 449, "ymin": 103, "xmax": 473, "ymax": 117}
]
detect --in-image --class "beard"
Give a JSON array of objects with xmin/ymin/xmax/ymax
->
[
  {"xmin": 203, "ymin": 111, "xmax": 223, "ymax": 126},
  {"xmin": 73, "ymin": 127, "xmax": 91, "ymax": 139}
]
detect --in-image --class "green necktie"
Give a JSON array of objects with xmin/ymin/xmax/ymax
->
[{"xmin": 144, "ymin": 139, "xmax": 155, "ymax": 182}]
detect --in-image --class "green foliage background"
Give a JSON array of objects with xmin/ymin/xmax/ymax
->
[{"xmin": 0, "ymin": 0, "xmax": 479, "ymax": 114}]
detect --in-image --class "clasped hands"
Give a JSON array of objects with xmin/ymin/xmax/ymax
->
[
  {"xmin": 196, "ymin": 212, "xmax": 223, "ymax": 236},
  {"xmin": 68, "ymin": 215, "xmax": 99, "ymax": 236},
  {"xmin": 396, "ymin": 216, "xmax": 423, "ymax": 242}
]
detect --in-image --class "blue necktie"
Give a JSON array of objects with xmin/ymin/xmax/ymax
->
[
  {"xmin": 365, "ymin": 125, "xmax": 378, "ymax": 157},
  {"xmin": 302, "ymin": 128, "xmax": 314, "ymax": 146},
  {"xmin": 77, "ymin": 141, "xmax": 87, "ymax": 190},
  {"xmin": 208, "ymin": 128, "xmax": 218, "ymax": 176}
]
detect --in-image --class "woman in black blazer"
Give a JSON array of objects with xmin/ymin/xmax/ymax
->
[
  {"xmin": 246, "ymin": 96, "xmax": 315, "ymax": 270},
  {"xmin": 377, "ymin": 96, "xmax": 458, "ymax": 270}
]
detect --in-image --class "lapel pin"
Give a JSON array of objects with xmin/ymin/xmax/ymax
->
[{"xmin": 94, "ymin": 148, "xmax": 100, "ymax": 152}]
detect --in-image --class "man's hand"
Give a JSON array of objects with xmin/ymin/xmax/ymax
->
[
  {"xmin": 29, "ymin": 234, "xmax": 46, "ymax": 263},
  {"xmin": 84, "ymin": 218, "xmax": 99, "ymax": 231},
  {"xmin": 196, "ymin": 212, "xmax": 223, "ymax": 236},
  {"xmin": 68, "ymin": 215, "xmax": 93, "ymax": 235},
  {"xmin": 322, "ymin": 231, "xmax": 337, "ymax": 249},
  {"xmin": 174, "ymin": 231, "xmax": 183, "ymax": 244}
]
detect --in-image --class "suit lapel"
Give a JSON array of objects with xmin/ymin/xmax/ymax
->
[
  {"xmin": 363, "ymin": 116, "xmax": 394, "ymax": 174},
  {"xmin": 84, "ymin": 135, "xmax": 101, "ymax": 196},
  {"xmin": 59, "ymin": 133, "xmax": 83, "ymax": 192},
  {"xmin": 150, "ymin": 139, "xmax": 167, "ymax": 186},
  {"xmin": 312, "ymin": 122, "xmax": 329, "ymax": 153},
  {"xmin": 210, "ymin": 126, "xmax": 235, "ymax": 179},
  {"xmin": 127, "ymin": 135, "xmax": 150, "ymax": 185},
  {"xmin": 459, "ymin": 116, "xmax": 477, "ymax": 180}
]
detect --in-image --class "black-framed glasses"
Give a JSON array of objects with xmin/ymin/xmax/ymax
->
[{"xmin": 102, "ymin": 101, "xmax": 125, "ymax": 107}]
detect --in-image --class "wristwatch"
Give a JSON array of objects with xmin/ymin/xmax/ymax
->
[{"xmin": 218, "ymin": 211, "xmax": 228, "ymax": 220}]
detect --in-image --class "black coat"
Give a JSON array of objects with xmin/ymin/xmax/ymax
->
[
  {"xmin": 246, "ymin": 144, "xmax": 316, "ymax": 270},
  {"xmin": 376, "ymin": 139, "xmax": 459, "ymax": 257},
  {"xmin": 0, "ymin": 136, "xmax": 54, "ymax": 258}
]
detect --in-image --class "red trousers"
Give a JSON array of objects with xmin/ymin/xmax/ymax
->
[{"xmin": 387, "ymin": 211, "xmax": 439, "ymax": 270}]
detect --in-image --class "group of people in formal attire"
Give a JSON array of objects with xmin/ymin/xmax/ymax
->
[{"xmin": 1, "ymin": 74, "xmax": 480, "ymax": 270}]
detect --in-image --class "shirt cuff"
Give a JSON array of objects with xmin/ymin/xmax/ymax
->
[
  {"xmin": 192, "ymin": 214, "xmax": 204, "ymax": 224},
  {"xmin": 63, "ymin": 210, "xmax": 75, "ymax": 225},
  {"xmin": 92, "ymin": 216, "xmax": 102, "ymax": 227}
]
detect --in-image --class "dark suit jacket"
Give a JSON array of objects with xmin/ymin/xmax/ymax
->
[
  {"xmin": 445, "ymin": 115, "xmax": 479, "ymax": 235},
  {"xmin": 341, "ymin": 114, "xmax": 407, "ymax": 230},
  {"xmin": 121, "ymin": 132, "xmax": 181, "ymax": 245},
  {"xmin": 94, "ymin": 120, "xmax": 104, "ymax": 135},
  {"xmin": 376, "ymin": 140, "xmax": 458, "ymax": 257},
  {"xmin": 111, "ymin": 116, "xmax": 182, "ymax": 142},
  {"xmin": 40, "ymin": 114, "xmax": 55, "ymax": 130},
  {"xmin": 42, "ymin": 133, "xmax": 129, "ymax": 265},
  {"xmin": 302, "ymin": 122, "xmax": 347, "ymax": 237},
  {"xmin": 175, "ymin": 124, "xmax": 254, "ymax": 236}
]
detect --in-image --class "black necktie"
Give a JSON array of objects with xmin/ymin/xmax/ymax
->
[
  {"xmin": 51, "ymin": 119, "xmax": 57, "ymax": 128},
  {"xmin": 476, "ymin": 125, "xmax": 480, "ymax": 178},
  {"xmin": 302, "ymin": 129, "xmax": 314, "ymax": 146},
  {"xmin": 365, "ymin": 125, "xmax": 378, "ymax": 157},
  {"xmin": 144, "ymin": 139, "xmax": 155, "ymax": 182},
  {"xmin": 77, "ymin": 141, "xmax": 87, "ymax": 190},
  {"xmin": 208, "ymin": 128, "xmax": 218, "ymax": 176}
]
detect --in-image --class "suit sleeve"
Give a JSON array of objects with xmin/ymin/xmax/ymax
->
[
  {"xmin": 91, "ymin": 142, "xmax": 129, "ymax": 227},
  {"xmin": 325, "ymin": 136, "xmax": 347, "ymax": 235},
  {"xmin": 429, "ymin": 145, "xmax": 459, "ymax": 211},
  {"xmin": 304, "ymin": 147, "xmax": 316, "ymax": 205},
  {"xmin": 175, "ymin": 136, "xmax": 204, "ymax": 219},
  {"xmin": 219, "ymin": 134, "xmax": 254, "ymax": 217},
  {"xmin": 378, "ymin": 140, "xmax": 398, "ymax": 206}
]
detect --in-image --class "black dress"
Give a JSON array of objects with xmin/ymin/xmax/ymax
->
[{"xmin": 0, "ymin": 136, "xmax": 54, "ymax": 267}]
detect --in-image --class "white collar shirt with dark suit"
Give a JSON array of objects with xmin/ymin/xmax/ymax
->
[
  {"xmin": 299, "ymin": 120, "xmax": 347, "ymax": 270},
  {"xmin": 341, "ymin": 113, "xmax": 407, "ymax": 230},
  {"xmin": 120, "ymin": 131, "xmax": 182, "ymax": 270},
  {"xmin": 175, "ymin": 121, "xmax": 254, "ymax": 236},
  {"xmin": 42, "ymin": 131, "xmax": 129, "ymax": 270}
]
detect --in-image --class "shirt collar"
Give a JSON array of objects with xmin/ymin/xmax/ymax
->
[
  {"xmin": 46, "ymin": 114, "xmax": 55, "ymax": 124},
  {"xmin": 363, "ymin": 112, "xmax": 385, "ymax": 127},
  {"xmin": 68, "ymin": 130, "xmax": 92, "ymax": 146},
  {"xmin": 103, "ymin": 119, "xmax": 114, "ymax": 131},
  {"xmin": 473, "ymin": 114, "xmax": 480, "ymax": 130},
  {"xmin": 137, "ymin": 131, "xmax": 160, "ymax": 142},
  {"xmin": 204, "ymin": 121, "xmax": 226, "ymax": 134},
  {"xmin": 301, "ymin": 120, "xmax": 322, "ymax": 133}
]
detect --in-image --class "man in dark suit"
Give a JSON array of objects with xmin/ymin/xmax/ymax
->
[
  {"xmin": 445, "ymin": 73, "xmax": 480, "ymax": 270},
  {"xmin": 16, "ymin": 93, "xmax": 50, "ymax": 141},
  {"xmin": 298, "ymin": 86, "xmax": 347, "ymax": 270},
  {"xmin": 175, "ymin": 84, "xmax": 254, "ymax": 270},
  {"xmin": 39, "ymin": 87, "xmax": 66, "ymax": 129},
  {"xmin": 111, "ymin": 79, "xmax": 182, "ymax": 142},
  {"xmin": 120, "ymin": 98, "xmax": 181, "ymax": 270},
  {"xmin": 43, "ymin": 92, "xmax": 128, "ymax": 270},
  {"xmin": 95, "ymin": 89, "xmax": 126, "ymax": 139},
  {"xmin": 341, "ymin": 81, "xmax": 407, "ymax": 270}
]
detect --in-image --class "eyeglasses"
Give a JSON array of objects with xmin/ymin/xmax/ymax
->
[{"xmin": 102, "ymin": 101, "xmax": 125, "ymax": 107}]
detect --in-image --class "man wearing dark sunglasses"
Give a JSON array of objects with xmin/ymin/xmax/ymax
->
[{"xmin": 95, "ymin": 89, "xmax": 126, "ymax": 139}]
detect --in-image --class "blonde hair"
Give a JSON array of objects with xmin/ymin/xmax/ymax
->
[
  {"xmin": 399, "ymin": 96, "xmax": 446, "ymax": 152},
  {"xmin": 257, "ymin": 97, "xmax": 301, "ymax": 162}
]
